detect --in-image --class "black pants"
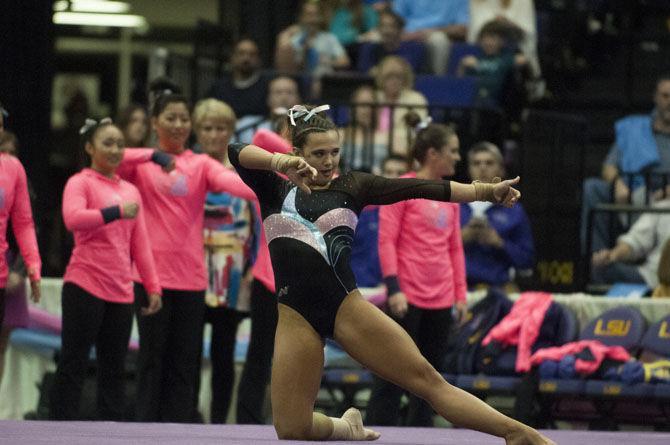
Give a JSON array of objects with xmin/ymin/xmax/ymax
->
[
  {"xmin": 134, "ymin": 283, "xmax": 205, "ymax": 423},
  {"xmin": 236, "ymin": 279, "xmax": 278, "ymax": 424},
  {"xmin": 196, "ymin": 306, "xmax": 246, "ymax": 423},
  {"xmin": 0, "ymin": 288, "xmax": 5, "ymax": 333},
  {"xmin": 49, "ymin": 282, "xmax": 133, "ymax": 420},
  {"xmin": 366, "ymin": 304, "xmax": 453, "ymax": 427}
]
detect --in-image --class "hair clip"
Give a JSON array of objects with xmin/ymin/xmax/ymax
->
[
  {"xmin": 287, "ymin": 104, "xmax": 330, "ymax": 126},
  {"xmin": 415, "ymin": 116, "xmax": 433, "ymax": 131},
  {"xmin": 79, "ymin": 117, "xmax": 113, "ymax": 135}
]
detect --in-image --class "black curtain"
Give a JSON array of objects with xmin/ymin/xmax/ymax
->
[{"xmin": 0, "ymin": 0, "xmax": 55, "ymax": 271}]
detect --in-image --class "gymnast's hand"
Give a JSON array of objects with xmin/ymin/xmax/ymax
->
[
  {"xmin": 271, "ymin": 154, "xmax": 317, "ymax": 194},
  {"xmin": 492, "ymin": 176, "xmax": 521, "ymax": 207}
]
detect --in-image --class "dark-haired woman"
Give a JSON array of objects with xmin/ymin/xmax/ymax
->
[
  {"xmin": 0, "ymin": 106, "xmax": 41, "ymax": 344},
  {"xmin": 49, "ymin": 119, "xmax": 161, "ymax": 420},
  {"xmin": 366, "ymin": 115, "xmax": 466, "ymax": 427},
  {"xmin": 117, "ymin": 93, "xmax": 257, "ymax": 422},
  {"xmin": 116, "ymin": 104, "xmax": 149, "ymax": 147},
  {"xmin": 227, "ymin": 105, "xmax": 553, "ymax": 444}
]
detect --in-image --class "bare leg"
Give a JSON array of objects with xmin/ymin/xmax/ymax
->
[
  {"xmin": 271, "ymin": 303, "xmax": 333, "ymax": 440},
  {"xmin": 271, "ymin": 303, "xmax": 379, "ymax": 441},
  {"xmin": 334, "ymin": 292, "xmax": 555, "ymax": 445}
]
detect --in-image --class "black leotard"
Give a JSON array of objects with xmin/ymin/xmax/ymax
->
[{"xmin": 229, "ymin": 143, "xmax": 453, "ymax": 338}]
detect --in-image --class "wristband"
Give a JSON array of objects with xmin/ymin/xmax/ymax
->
[
  {"xmin": 151, "ymin": 150, "xmax": 173, "ymax": 168},
  {"xmin": 384, "ymin": 275, "xmax": 401, "ymax": 296},
  {"xmin": 101, "ymin": 205, "xmax": 122, "ymax": 223}
]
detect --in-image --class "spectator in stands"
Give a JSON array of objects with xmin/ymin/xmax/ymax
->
[
  {"xmin": 328, "ymin": 0, "xmax": 379, "ymax": 55},
  {"xmin": 374, "ymin": 56, "xmax": 428, "ymax": 156},
  {"xmin": 274, "ymin": 0, "xmax": 350, "ymax": 76},
  {"xmin": 468, "ymin": 0, "xmax": 541, "ymax": 86},
  {"xmin": 580, "ymin": 76, "xmax": 670, "ymax": 254},
  {"xmin": 236, "ymin": 76, "xmax": 302, "ymax": 143},
  {"xmin": 591, "ymin": 199, "xmax": 670, "ymax": 289},
  {"xmin": 653, "ymin": 237, "xmax": 670, "ymax": 297},
  {"xmin": 460, "ymin": 142, "xmax": 534, "ymax": 290},
  {"xmin": 207, "ymin": 38, "xmax": 270, "ymax": 118},
  {"xmin": 392, "ymin": 0, "xmax": 469, "ymax": 75},
  {"xmin": 357, "ymin": 8, "xmax": 427, "ymax": 74},
  {"xmin": 116, "ymin": 104, "xmax": 149, "ymax": 147},
  {"xmin": 350, "ymin": 155, "xmax": 409, "ymax": 288},
  {"xmin": 342, "ymin": 85, "xmax": 388, "ymax": 173},
  {"xmin": 457, "ymin": 21, "xmax": 528, "ymax": 106}
]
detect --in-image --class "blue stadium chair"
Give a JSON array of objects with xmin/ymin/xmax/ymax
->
[
  {"xmin": 456, "ymin": 374, "xmax": 521, "ymax": 393},
  {"xmin": 640, "ymin": 313, "xmax": 670, "ymax": 359},
  {"xmin": 580, "ymin": 306, "xmax": 646, "ymax": 349},
  {"xmin": 322, "ymin": 368, "xmax": 373, "ymax": 385},
  {"xmin": 585, "ymin": 380, "xmax": 655, "ymax": 398},
  {"xmin": 414, "ymin": 75, "xmax": 477, "ymax": 108},
  {"xmin": 539, "ymin": 306, "xmax": 642, "ymax": 397},
  {"xmin": 578, "ymin": 307, "xmax": 648, "ymax": 398},
  {"xmin": 446, "ymin": 42, "xmax": 483, "ymax": 77},
  {"xmin": 557, "ymin": 304, "xmax": 579, "ymax": 345},
  {"xmin": 654, "ymin": 383, "xmax": 670, "ymax": 399}
]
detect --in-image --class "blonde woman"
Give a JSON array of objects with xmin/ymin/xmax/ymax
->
[
  {"xmin": 374, "ymin": 56, "xmax": 428, "ymax": 155},
  {"xmin": 192, "ymin": 98, "xmax": 260, "ymax": 423}
]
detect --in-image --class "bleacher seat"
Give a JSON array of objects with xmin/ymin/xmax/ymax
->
[
  {"xmin": 540, "ymin": 307, "xmax": 644, "ymax": 397},
  {"xmin": 414, "ymin": 75, "xmax": 477, "ymax": 108},
  {"xmin": 640, "ymin": 314, "xmax": 670, "ymax": 359},
  {"xmin": 446, "ymin": 42, "xmax": 483, "ymax": 77},
  {"xmin": 580, "ymin": 306, "xmax": 646, "ymax": 349}
]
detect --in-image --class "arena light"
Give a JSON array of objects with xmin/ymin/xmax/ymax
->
[
  {"xmin": 53, "ymin": 1, "xmax": 69, "ymax": 12},
  {"xmin": 53, "ymin": 12, "xmax": 147, "ymax": 28},
  {"xmin": 71, "ymin": 1, "xmax": 131, "ymax": 14}
]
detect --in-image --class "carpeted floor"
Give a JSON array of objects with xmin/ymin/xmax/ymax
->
[{"xmin": 1, "ymin": 421, "xmax": 669, "ymax": 444}]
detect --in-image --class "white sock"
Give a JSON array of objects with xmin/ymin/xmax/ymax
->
[{"xmin": 328, "ymin": 408, "xmax": 380, "ymax": 441}]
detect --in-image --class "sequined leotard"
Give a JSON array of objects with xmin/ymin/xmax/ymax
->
[{"xmin": 229, "ymin": 143, "xmax": 453, "ymax": 338}]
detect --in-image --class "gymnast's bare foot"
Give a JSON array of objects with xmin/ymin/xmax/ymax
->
[
  {"xmin": 342, "ymin": 407, "xmax": 381, "ymax": 441},
  {"xmin": 505, "ymin": 425, "xmax": 556, "ymax": 445}
]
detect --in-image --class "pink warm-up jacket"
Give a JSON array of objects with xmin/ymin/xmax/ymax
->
[
  {"xmin": 62, "ymin": 169, "xmax": 160, "ymax": 303},
  {"xmin": 378, "ymin": 172, "xmax": 466, "ymax": 309},
  {"xmin": 530, "ymin": 340, "xmax": 631, "ymax": 376},
  {"xmin": 482, "ymin": 292, "xmax": 554, "ymax": 372},
  {"xmin": 118, "ymin": 148, "xmax": 256, "ymax": 291},
  {"xmin": 0, "ymin": 154, "xmax": 41, "ymax": 287}
]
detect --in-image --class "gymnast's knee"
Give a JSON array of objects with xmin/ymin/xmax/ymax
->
[{"xmin": 274, "ymin": 419, "xmax": 313, "ymax": 440}]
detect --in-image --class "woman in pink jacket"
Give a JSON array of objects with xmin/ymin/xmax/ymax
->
[
  {"xmin": 367, "ymin": 113, "xmax": 468, "ymax": 427},
  {"xmin": 0, "ymin": 105, "xmax": 41, "ymax": 337},
  {"xmin": 50, "ymin": 119, "xmax": 161, "ymax": 420},
  {"xmin": 117, "ymin": 91, "xmax": 256, "ymax": 422}
]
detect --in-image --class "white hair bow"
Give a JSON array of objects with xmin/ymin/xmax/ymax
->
[
  {"xmin": 0, "ymin": 106, "xmax": 8, "ymax": 118},
  {"xmin": 79, "ymin": 117, "xmax": 113, "ymax": 135},
  {"xmin": 287, "ymin": 104, "xmax": 330, "ymax": 126},
  {"xmin": 415, "ymin": 116, "xmax": 433, "ymax": 131}
]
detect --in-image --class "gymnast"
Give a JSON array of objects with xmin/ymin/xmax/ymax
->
[{"xmin": 228, "ymin": 104, "xmax": 554, "ymax": 444}]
